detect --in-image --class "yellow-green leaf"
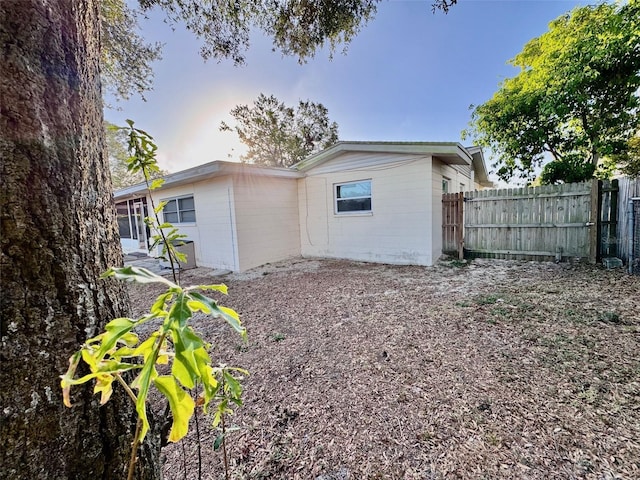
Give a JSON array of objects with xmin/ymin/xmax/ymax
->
[
  {"xmin": 132, "ymin": 359, "xmax": 158, "ymax": 441},
  {"xmin": 149, "ymin": 178, "xmax": 165, "ymax": 190},
  {"xmin": 60, "ymin": 351, "xmax": 82, "ymax": 407},
  {"xmin": 94, "ymin": 373, "xmax": 115, "ymax": 405},
  {"xmin": 154, "ymin": 376, "xmax": 195, "ymax": 442},
  {"xmin": 170, "ymin": 327, "xmax": 203, "ymax": 389},
  {"xmin": 154, "ymin": 200, "xmax": 168, "ymax": 214},
  {"xmin": 95, "ymin": 318, "xmax": 136, "ymax": 360}
]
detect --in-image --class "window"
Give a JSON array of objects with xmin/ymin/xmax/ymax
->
[
  {"xmin": 335, "ymin": 180, "xmax": 372, "ymax": 214},
  {"xmin": 163, "ymin": 195, "xmax": 196, "ymax": 223},
  {"xmin": 116, "ymin": 202, "xmax": 132, "ymax": 238},
  {"xmin": 115, "ymin": 197, "xmax": 148, "ymax": 240},
  {"xmin": 442, "ymin": 177, "xmax": 451, "ymax": 194}
]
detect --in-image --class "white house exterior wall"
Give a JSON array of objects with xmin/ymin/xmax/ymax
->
[
  {"xmin": 233, "ymin": 175, "xmax": 301, "ymax": 271},
  {"xmin": 152, "ymin": 177, "xmax": 238, "ymax": 270},
  {"xmin": 299, "ymin": 153, "xmax": 436, "ymax": 266}
]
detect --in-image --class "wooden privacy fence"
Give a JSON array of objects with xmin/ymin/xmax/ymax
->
[
  {"xmin": 442, "ymin": 178, "xmax": 640, "ymax": 270},
  {"xmin": 617, "ymin": 177, "xmax": 640, "ymax": 274},
  {"xmin": 460, "ymin": 182, "xmax": 596, "ymax": 262}
]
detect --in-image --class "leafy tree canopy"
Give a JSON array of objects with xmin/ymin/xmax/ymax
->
[
  {"xmin": 102, "ymin": 1, "xmax": 458, "ymax": 101},
  {"xmin": 613, "ymin": 134, "xmax": 640, "ymax": 178},
  {"xmin": 464, "ymin": 1, "xmax": 640, "ymax": 184},
  {"xmin": 101, "ymin": 0, "xmax": 162, "ymax": 102},
  {"xmin": 220, "ymin": 94, "xmax": 339, "ymax": 167}
]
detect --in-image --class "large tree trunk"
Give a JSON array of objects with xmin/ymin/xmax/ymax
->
[{"xmin": 0, "ymin": 1, "xmax": 160, "ymax": 478}]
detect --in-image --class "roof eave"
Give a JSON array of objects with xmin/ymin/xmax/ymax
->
[
  {"xmin": 294, "ymin": 141, "xmax": 473, "ymax": 171},
  {"xmin": 113, "ymin": 160, "xmax": 303, "ymax": 201}
]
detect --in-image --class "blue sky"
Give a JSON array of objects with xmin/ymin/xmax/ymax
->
[{"xmin": 105, "ymin": 0, "xmax": 593, "ymax": 179}]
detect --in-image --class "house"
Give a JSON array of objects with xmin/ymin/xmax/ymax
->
[{"xmin": 114, "ymin": 141, "xmax": 492, "ymax": 271}]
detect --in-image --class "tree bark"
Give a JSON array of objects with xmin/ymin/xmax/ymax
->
[{"xmin": 0, "ymin": 1, "xmax": 160, "ymax": 478}]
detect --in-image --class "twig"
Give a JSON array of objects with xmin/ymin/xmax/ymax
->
[{"xmin": 127, "ymin": 418, "xmax": 143, "ymax": 480}]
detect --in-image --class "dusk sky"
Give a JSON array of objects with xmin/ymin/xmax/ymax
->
[{"xmin": 105, "ymin": 0, "xmax": 594, "ymax": 182}]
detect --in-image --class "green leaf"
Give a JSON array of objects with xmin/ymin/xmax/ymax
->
[
  {"xmin": 173, "ymin": 251, "xmax": 187, "ymax": 264},
  {"xmin": 223, "ymin": 370, "xmax": 242, "ymax": 401},
  {"xmin": 154, "ymin": 200, "xmax": 168, "ymax": 214},
  {"xmin": 133, "ymin": 333, "xmax": 160, "ymax": 363},
  {"xmin": 193, "ymin": 348, "xmax": 218, "ymax": 411},
  {"xmin": 188, "ymin": 292, "xmax": 246, "ymax": 340},
  {"xmin": 131, "ymin": 359, "xmax": 158, "ymax": 441},
  {"xmin": 169, "ymin": 293, "xmax": 192, "ymax": 329},
  {"xmin": 171, "ymin": 326, "xmax": 204, "ymax": 389},
  {"xmin": 151, "ymin": 292, "xmax": 174, "ymax": 315},
  {"xmin": 149, "ymin": 178, "xmax": 165, "ymax": 190},
  {"xmin": 95, "ymin": 318, "xmax": 136, "ymax": 360},
  {"xmin": 213, "ymin": 432, "xmax": 224, "ymax": 451},
  {"xmin": 102, "ymin": 266, "xmax": 177, "ymax": 288},
  {"xmin": 187, "ymin": 284, "xmax": 228, "ymax": 295},
  {"xmin": 154, "ymin": 376, "xmax": 195, "ymax": 443}
]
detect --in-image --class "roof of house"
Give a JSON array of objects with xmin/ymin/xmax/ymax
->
[
  {"xmin": 113, "ymin": 142, "xmax": 493, "ymax": 200},
  {"xmin": 465, "ymin": 145, "xmax": 493, "ymax": 188},
  {"xmin": 294, "ymin": 141, "xmax": 473, "ymax": 170},
  {"xmin": 293, "ymin": 141, "xmax": 493, "ymax": 187},
  {"xmin": 113, "ymin": 160, "xmax": 303, "ymax": 201}
]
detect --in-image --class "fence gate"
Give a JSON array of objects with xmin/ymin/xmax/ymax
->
[
  {"xmin": 442, "ymin": 192, "xmax": 464, "ymax": 260},
  {"xmin": 631, "ymin": 198, "xmax": 640, "ymax": 275},
  {"xmin": 462, "ymin": 182, "xmax": 595, "ymax": 262}
]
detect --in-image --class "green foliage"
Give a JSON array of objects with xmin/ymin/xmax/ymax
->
[
  {"xmin": 540, "ymin": 154, "xmax": 597, "ymax": 185},
  {"xmin": 612, "ymin": 135, "xmax": 640, "ymax": 178},
  {"xmin": 220, "ymin": 93, "xmax": 339, "ymax": 167},
  {"xmin": 137, "ymin": 0, "xmax": 378, "ymax": 64},
  {"xmin": 101, "ymin": 0, "xmax": 162, "ymax": 102},
  {"xmin": 62, "ymin": 122, "xmax": 248, "ymax": 478},
  {"xmin": 465, "ymin": 1, "xmax": 640, "ymax": 183},
  {"xmin": 61, "ymin": 266, "xmax": 247, "ymax": 443},
  {"xmin": 101, "ymin": 1, "xmax": 457, "ymax": 102},
  {"xmin": 106, "ymin": 121, "xmax": 168, "ymax": 189}
]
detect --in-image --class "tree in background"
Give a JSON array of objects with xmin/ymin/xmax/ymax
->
[
  {"xmin": 220, "ymin": 94, "xmax": 339, "ymax": 167},
  {"xmin": 464, "ymin": 1, "xmax": 640, "ymax": 184},
  {"xmin": 613, "ymin": 135, "xmax": 640, "ymax": 178},
  {"xmin": 1, "ymin": 1, "xmax": 459, "ymax": 478}
]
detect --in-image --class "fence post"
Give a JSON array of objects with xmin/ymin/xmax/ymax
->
[
  {"xmin": 457, "ymin": 192, "xmax": 464, "ymax": 260},
  {"xmin": 589, "ymin": 179, "xmax": 599, "ymax": 264}
]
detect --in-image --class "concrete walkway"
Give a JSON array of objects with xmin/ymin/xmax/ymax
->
[{"xmin": 123, "ymin": 253, "xmax": 167, "ymax": 275}]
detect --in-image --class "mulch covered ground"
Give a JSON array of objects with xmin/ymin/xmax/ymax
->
[{"xmin": 128, "ymin": 257, "xmax": 640, "ymax": 480}]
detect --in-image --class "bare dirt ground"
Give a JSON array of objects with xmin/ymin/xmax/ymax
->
[{"xmin": 128, "ymin": 257, "xmax": 640, "ymax": 480}]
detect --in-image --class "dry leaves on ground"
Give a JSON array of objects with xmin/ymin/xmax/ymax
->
[{"xmin": 127, "ymin": 257, "xmax": 640, "ymax": 480}]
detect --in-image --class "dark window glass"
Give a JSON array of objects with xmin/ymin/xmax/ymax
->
[
  {"xmin": 116, "ymin": 202, "xmax": 131, "ymax": 238},
  {"xmin": 336, "ymin": 180, "xmax": 371, "ymax": 213},
  {"xmin": 337, "ymin": 198, "xmax": 371, "ymax": 212},
  {"xmin": 162, "ymin": 197, "xmax": 196, "ymax": 223}
]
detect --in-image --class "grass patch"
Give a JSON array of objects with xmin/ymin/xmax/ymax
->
[
  {"xmin": 270, "ymin": 332, "xmax": 286, "ymax": 342},
  {"xmin": 474, "ymin": 293, "xmax": 500, "ymax": 305}
]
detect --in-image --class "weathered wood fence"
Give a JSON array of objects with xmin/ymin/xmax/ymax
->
[
  {"xmin": 617, "ymin": 177, "xmax": 640, "ymax": 274},
  {"xmin": 443, "ymin": 178, "xmax": 640, "ymax": 271},
  {"xmin": 462, "ymin": 182, "xmax": 595, "ymax": 262}
]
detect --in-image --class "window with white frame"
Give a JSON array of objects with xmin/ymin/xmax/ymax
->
[
  {"xmin": 162, "ymin": 195, "xmax": 196, "ymax": 223},
  {"xmin": 335, "ymin": 180, "xmax": 372, "ymax": 214},
  {"xmin": 442, "ymin": 177, "xmax": 451, "ymax": 194}
]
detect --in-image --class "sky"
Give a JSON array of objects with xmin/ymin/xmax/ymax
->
[{"xmin": 105, "ymin": 0, "xmax": 595, "ymax": 180}]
